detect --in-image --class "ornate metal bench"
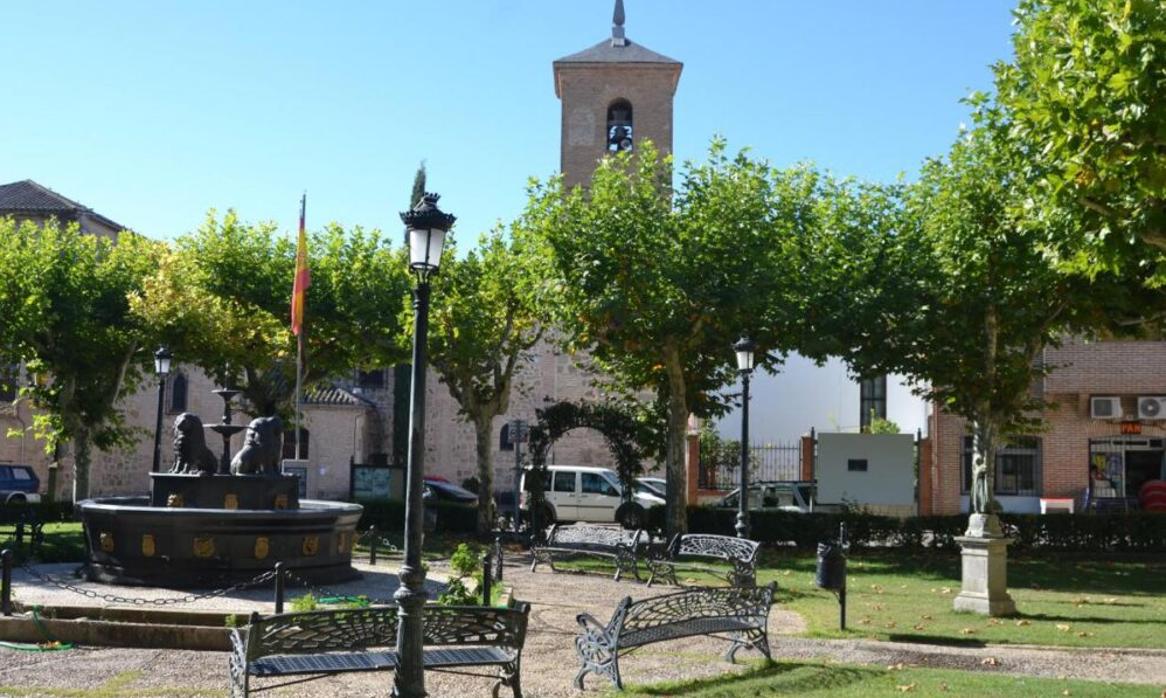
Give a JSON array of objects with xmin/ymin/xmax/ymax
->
[
  {"xmin": 645, "ymin": 533, "xmax": 760, "ymax": 588},
  {"xmin": 574, "ymin": 582, "xmax": 775, "ymax": 690},
  {"xmin": 228, "ymin": 602, "xmax": 529, "ymax": 697},
  {"xmin": 530, "ymin": 524, "xmax": 646, "ymax": 581}
]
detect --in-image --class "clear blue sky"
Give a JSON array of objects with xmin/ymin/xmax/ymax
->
[{"xmin": 2, "ymin": 0, "xmax": 1017, "ymax": 242}]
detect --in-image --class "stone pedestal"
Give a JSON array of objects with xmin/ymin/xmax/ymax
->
[{"xmin": 953, "ymin": 514, "xmax": 1016, "ymax": 616}]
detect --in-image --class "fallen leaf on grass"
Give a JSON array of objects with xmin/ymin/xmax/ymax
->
[
  {"xmin": 981, "ymin": 657, "xmax": 1000, "ymax": 667},
  {"xmin": 885, "ymin": 621, "xmax": 897, "ymax": 629},
  {"xmin": 1062, "ymin": 691, "xmax": 1070, "ymax": 696},
  {"xmin": 896, "ymin": 683, "xmax": 917, "ymax": 693},
  {"xmin": 920, "ymin": 614, "xmax": 933, "ymax": 620},
  {"xmin": 1076, "ymin": 631, "xmax": 1093, "ymax": 638},
  {"xmin": 887, "ymin": 663, "xmax": 904, "ymax": 671},
  {"xmin": 988, "ymin": 618, "xmax": 1002, "ymax": 625},
  {"xmin": 869, "ymin": 603, "xmax": 886, "ymax": 611},
  {"xmin": 940, "ymin": 587, "xmax": 952, "ymax": 595},
  {"xmin": 1056, "ymin": 624, "xmax": 1072, "ymax": 632},
  {"xmin": 938, "ymin": 682, "xmax": 949, "ymax": 692},
  {"xmin": 859, "ymin": 618, "xmax": 872, "ymax": 625},
  {"xmin": 959, "ymin": 628, "xmax": 976, "ymax": 635},
  {"xmin": 1104, "ymin": 597, "xmax": 1117, "ymax": 604},
  {"xmin": 913, "ymin": 623, "xmax": 927, "ymax": 631},
  {"xmin": 1016, "ymin": 619, "xmax": 1031, "ymax": 626}
]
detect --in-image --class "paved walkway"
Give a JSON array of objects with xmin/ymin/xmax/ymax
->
[{"xmin": 0, "ymin": 554, "xmax": 1162, "ymax": 696}]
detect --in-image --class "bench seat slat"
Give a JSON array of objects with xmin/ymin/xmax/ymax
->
[
  {"xmin": 621, "ymin": 617, "xmax": 753, "ymax": 648},
  {"xmin": 423, "ymin": 646, "xmax": 513, "ymax": 667},
  {"xmin": 250, "ymin": 650, "xmax": 397, "ymax": 676}
]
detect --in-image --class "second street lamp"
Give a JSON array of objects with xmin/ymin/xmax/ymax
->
[
  {"xmin": 151, "ymin": 347, "xmax": 172, "ymax": 473},
  {"xmin": 395, "ymin": 192, "xmax": 455, "ymax": 698},
  {"xmin": 734, "ymin": 337, "xmax": 756, "ymax": 539}
]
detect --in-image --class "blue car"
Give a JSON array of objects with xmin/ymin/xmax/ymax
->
[{"xmin": 0, "ymin": 465, "xmax": 41, "ymax": 504}]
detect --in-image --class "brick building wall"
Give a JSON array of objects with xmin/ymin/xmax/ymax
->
[{"xmin": 928, "ymin": 339, "xmax": 1166, "ymax": 515}]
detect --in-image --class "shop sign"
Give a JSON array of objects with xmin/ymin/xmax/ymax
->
[{"xmin": 1120, "ymin": 421, "xmax": 1142, "ymax": 435}]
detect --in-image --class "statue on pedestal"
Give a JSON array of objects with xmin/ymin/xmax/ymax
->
[
  {"xmin": 170, "ymin": 413, "xmax": 217, "ymax": 476},
  {"xmin": 230, "ymin": 416, "xmax": 284, "ymax": 475}
]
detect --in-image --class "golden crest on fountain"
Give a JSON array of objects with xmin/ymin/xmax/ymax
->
[
  {"xmin": 141, "ymin": 534, "xmax": 156, "ymax": 557},
  {"xmin": 302, "ymin": 535, "xmax": 319, "ymax": 557},
  {"xmin": 193, "ymin": 536, "xmax": 216, "ymax": 559},
  {"xmin": 254, "ymin": 536, "xmax": 270, "ymax": 560},
  {"xmin": 99, "ymin": 531, "xmax": 114, "ymax": 553},
  {"xmin": 223, "ymin": 493, "xmax": 239, "ymax": 510}
]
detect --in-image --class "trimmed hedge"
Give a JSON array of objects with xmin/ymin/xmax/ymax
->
[{"xmin": 677, "ymin": 507, "xmax": 1166, "ymax": 553}]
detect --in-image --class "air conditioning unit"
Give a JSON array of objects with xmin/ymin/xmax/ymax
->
[
  {"xmin": 1137, "ymin": 396, "xmax": 1166, "ymax": 420},
  {"xmin": 1090, "ymin": 396, "xmax": 1122, "ymax": 420}
]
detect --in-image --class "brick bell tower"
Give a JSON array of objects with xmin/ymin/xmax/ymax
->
[{"xmin": 553, "ymin": 0, "xmax": 683, "ymax": 190}]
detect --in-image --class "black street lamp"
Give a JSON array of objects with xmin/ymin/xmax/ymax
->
[
  {"xmin": 734, "ymin": 337, "xmax": 756, "ymax": 539},
  {"xmin": 151, "ymin": 347, "xmax": 173, "ymax": 473},
  {"xmin": 395, "ymin": 192, "xmax": 455, "ymax": 698}
]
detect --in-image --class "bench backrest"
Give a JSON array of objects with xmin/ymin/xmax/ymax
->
[
  {"xmin": 671, "ymin": 534, "xmax": 760, "ymax": 564},
  {"xmin": 610, "ymin": 582, "xmax": 775, "ymax": 639},
  {"xmin": 247, "ymin": 606, "xmax": 400, "ymax": 660},
  {"xmin": 423, "ymin": 603, "xmax": 529, "ymax": 650},
  {"xmin": 547, "ymin": 524, "xmax": 644, "ymax": 549},
  {"xmin": 245, "ymin": 603, "xmax": 530, "ymax": 660}
]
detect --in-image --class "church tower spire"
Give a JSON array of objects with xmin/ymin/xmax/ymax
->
[
  {"xmin": 553, "ymin": 0, "xmax": 682, "ymax": 189},
  {"xmin": 612, "ymin": 0, "xmax": 626, "ymax": 46}
]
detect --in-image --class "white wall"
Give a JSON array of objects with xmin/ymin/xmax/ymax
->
[
  {"xmin": 817, "ymin": 432, "xmax": 915, "ymax": 506},
  {"xmin": 715, "ymin": 354, "xmax": 927, "ymax": 443}
]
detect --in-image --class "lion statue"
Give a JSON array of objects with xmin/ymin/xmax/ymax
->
[
  {"xmin": 170, "ymin": 413, "xmax": 217, "ymax": 476},
  {"xmin": 230, "ymin": 416, "xmax": 284, "ymax": 476}
]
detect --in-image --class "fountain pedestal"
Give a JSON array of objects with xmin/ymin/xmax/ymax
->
[{"xmin": 149, "ymin": 473, "xmax": 301, "ymax": 510}]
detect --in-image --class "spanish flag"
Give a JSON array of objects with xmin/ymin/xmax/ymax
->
[{"xmin": 290, "ymin": 194, "xmax": 310, "ymax": 336}]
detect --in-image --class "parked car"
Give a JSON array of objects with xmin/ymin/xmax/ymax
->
[
  {"xmin": 0, "ymin": 465, "xmax": 40, "ymax": 504},
  {"xmin": 423, "ymin": 477, "xmax": 478, "ymax": 505},
  {"xmin": 716, "ymin": 480, "xmax": 838, "ymax": 513},
  {"xmin": 636, "ymin": 477, "xmax": 666, "ymax": 497},
  {"xmin": 520, "ymin": 465, "xmax": 665, "ymax": 528}
]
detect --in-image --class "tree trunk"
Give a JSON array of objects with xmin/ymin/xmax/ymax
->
[
  {"xmin": 71, "ymin": 427, "xmax": 91, "ymax": 504},
  {"xmin": 663, "ymin": 348, "xmax": 689, "ymax": 537},
  {"xmin": 473, "ymin": 414, "xmax": 496, "ymax": 534},
  {"xmin": 972, "ymin": 305, "xmax": 1001, "ymax": 515}
]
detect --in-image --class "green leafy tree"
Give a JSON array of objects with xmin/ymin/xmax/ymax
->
[
  {"xmin": 419, "ymin": 228, "xmax": 545, "ymax": 533},
  {"xmin": 0, "ymin": 219, "xmax": 163, "ymax": 501},
  {"xmin": 525, "ymin": 140, "xmax": 826, "ymax": 535},
  {"xmin": 993, "ymin": 0, "xmax": 1166, "ymax": 265},
  {"xmin": 835, "ymin": 125, "xmax": 1102, "ymax": 512},
  {"xmin": 135, "ymin": 211, "xmax": 412, "ymax": 416}
]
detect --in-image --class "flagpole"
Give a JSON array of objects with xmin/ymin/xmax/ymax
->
[{"xmin": 295, "ymin": 192, "xmax": 306, "ymax": 461}]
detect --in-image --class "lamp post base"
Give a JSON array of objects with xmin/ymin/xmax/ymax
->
[{"xmin": 953, "ymin": 514, "xmax": 1016, "ymax": 617}]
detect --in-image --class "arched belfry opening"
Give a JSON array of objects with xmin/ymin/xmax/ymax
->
[{"xmin": 607, "ymin": 99, "xmax": 633, "ymax": 153}]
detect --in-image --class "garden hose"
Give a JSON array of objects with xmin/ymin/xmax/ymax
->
[{"xmin": 0, "ymin": 606, "xmax": 74, "ymax": 652}]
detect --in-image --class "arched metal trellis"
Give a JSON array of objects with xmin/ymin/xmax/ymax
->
[{"xmin": 525, "ymin": 401, "xmax": 656, "ymax": 539}]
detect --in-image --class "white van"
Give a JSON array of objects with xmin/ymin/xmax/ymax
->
[{"xmin": 519, "ymin": 465, "xmax": 664, "ymax": 528}]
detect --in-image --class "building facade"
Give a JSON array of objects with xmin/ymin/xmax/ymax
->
[{"xmin": 923, "ymin": 338, "xmax": 1166, "ymax": 515}]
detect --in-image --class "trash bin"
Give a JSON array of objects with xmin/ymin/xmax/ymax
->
[{"xmin": 815, "ymin": 541, "xmax": 846, "ymax": 591}]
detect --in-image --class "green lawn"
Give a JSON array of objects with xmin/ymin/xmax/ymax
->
[
  {"xmin": 555, "ymin": 549, "xmax": 1166, "ymax": 650},
  {"xmin": 617, "ymin": 660, "xmax": 1161, "ymax": 697},
  {"xmin": 763, "ymin": 551, "xmax": 1166, "ymax": 650}
]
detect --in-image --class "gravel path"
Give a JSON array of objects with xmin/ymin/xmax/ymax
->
[{"xmin": 0, "ymin": 553, "xmax": 1162, "ymax": 696}]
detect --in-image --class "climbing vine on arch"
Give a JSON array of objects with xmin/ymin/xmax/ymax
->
[{"xmin": 525, "ymin": 400, "xmax": 660, "ymax": 534}]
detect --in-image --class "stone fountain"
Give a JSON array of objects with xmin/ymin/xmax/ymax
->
[{"xmin": 77, "ymin": 389, "xmax": 362, "ymax": 587}]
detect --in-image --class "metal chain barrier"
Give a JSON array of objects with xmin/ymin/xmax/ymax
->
[{"xmin": 17, "ymin": 561, "xmax": 277, "ymax": 607}]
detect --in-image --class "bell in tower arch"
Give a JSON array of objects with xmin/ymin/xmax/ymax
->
[{"xmin": 607, "ymin": 99, "xmax": 634, "ymax": 152}]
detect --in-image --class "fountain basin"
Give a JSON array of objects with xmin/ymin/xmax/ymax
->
[{"xmin": 77, "ymin": 497, "xmax": 363, "ymax": 587}]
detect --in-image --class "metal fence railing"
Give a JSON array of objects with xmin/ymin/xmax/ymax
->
[{"xmin": 698, "ymin": 441, "xmax": 801, "ymax": 491}]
